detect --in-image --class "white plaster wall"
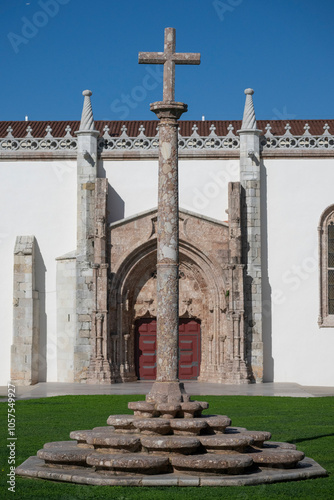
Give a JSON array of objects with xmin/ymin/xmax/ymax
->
[
  {"xmin": 264, "ymin": 158, "xmax": 334, "ymax": 386},
  {"xmin": 101, "ymin": 159, "xmax": 240, "ymax": 222},
  {"xmin": 0, "ymin": 160, "xmax": 76, "ymax": 385}
]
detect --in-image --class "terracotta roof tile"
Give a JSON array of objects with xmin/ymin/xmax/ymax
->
[{"xmin": 0, "ymin": 119, "xmax": 333, "ymax": 138}]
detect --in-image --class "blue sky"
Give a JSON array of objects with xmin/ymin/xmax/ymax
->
[{"xmin": 1, "ymin": 0, "xmax": 334, "ymax": 123}]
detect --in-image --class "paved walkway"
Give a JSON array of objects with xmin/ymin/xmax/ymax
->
[{"xmin": 1, "ymin": 381, "xmax": 334, "ymax": 400}]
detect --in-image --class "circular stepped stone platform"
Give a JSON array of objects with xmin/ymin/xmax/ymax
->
[{"xmin": 15, "ymin": 397, "xmax": 328, "ymax": 486}]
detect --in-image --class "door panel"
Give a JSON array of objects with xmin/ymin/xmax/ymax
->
[
  {"xmin": 135, "ymin": 318, "xmax": 200, "ymax": 380},
  {"xmin": 135, "ymin": 319, "xmax": 157, "ymax": 380},
  {"xmin": 179, "ymin": 319, "xmax": 200, "ymax": 380}
]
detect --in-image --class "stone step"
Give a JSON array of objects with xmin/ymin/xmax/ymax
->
[
  {"xmin": 199, "ymin": 435, "xmax": 254, "ymax": 452},
  {"xmin": 203, "ymin": 415, "xmax": 232, "ymax": 434},
  {"xmin": 170, "ymin": 418, "xmax": 208, "ymax": 435},
  {"xmin": 246, "ymin": 449, "xmax": 305, "ymax": 468},
  {"xmin": 238, "ymin": 431, "xmax": 272, "ymax": 447},
  {"xmin": 86, "ymin": 453, "xmax": 170, "ymax": 475},
  {"xmin": 43, "ymin": 441, "xmax": 78, "ymax": 449},
  {"xmin": 171, "ymin": 453, "xmax": 253, "ymax": 475},
  {"xmin": 86, "ymin": 433, "xmax": 141, "ymax": 453},
  {"xmin": 180, "ymin": 402, "xmax": 203, "ymax": 418},
  {"xmin": 134, "ymin": 418, "xmax": 171, "ymax": 435},
  {"xmin": 141, "ymin": 435, "xmax": 200, "ymax": 454},
  {"xmin": 92, "ymin": 426, "xmax": 115, "ymax": 433},
  {"xmin": 37, "ymin": 446, "xmax": 92, "ymax": 465},
  {"xmin": 156, "ymin": 403, "xmax": 181, "ymax": 419},
  {"xmin": 106, "ymin": 415, "xmax": 137, "ymax": 433},
  {"xmin": 69, "ymin": 430, "xmax": 93, "ymax": 447},
  {"xmin": 128, "ymin": 402, "xmax": 157, "ymax": 418}
]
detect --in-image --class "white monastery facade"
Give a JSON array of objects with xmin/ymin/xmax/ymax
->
[{"xmin": 1, "ymin": 89, "xmax": 334, "ymax": 387}]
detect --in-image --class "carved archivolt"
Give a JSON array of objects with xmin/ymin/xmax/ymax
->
[
  {"xmin": 109, "ymin": 238, "xmax": 227, "ymax": 382},
  {"xmin": 108, "ymin": 207, "xmax": 248, "ymax": 384}
]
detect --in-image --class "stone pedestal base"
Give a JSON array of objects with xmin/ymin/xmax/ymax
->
[{"xmin": 146, "ymin": 381, "xmax": 190, "ymax": 404}]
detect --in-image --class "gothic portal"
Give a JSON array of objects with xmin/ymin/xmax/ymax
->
[{"xmin": 85, "ymin": 182, "xmax": 250, "ymax": 385}]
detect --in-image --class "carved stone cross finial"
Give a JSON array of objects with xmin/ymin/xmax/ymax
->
[
  {"xmin": 6, "ymin": 126, "xmax": 14, "ymax": 138},
  {"xmin": 65, "ymin": 125, "xmax": 72, "ymax": 137},
  {"xmin": 323, "ymin": 123, "xmax": 330, "ymax": 132},
  {"xmin": 304, "ymin": 123, "xmax": 310, "ymax": 134},
  {"xmin": 26, "ymin": 125, "xmax": 33, "ymax": 137},
  {"xmin": 139, "ymin": 27, "xmax": 200, "ymax": 102},
  {"xmin": 45, "ymin": 125, "xmax": 53, "ymax": 137}
]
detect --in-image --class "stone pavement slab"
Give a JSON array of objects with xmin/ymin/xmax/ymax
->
[{"xmin": 1, "ymin": 381, "xmax": 334, "ymax": 402}]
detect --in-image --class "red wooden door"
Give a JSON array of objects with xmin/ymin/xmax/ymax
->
[
  {"xmin": 135, "ymin": 318, "xmax": 200, "ymax": 380},
  {"xmin": 135, "ymin": 319, "xmax": 157, "ymax": 380},
  {"xmin": 179, "ymin": 319, "xmax": 201, "ymax": 380}
]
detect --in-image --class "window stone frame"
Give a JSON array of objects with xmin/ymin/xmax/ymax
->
[{"xmin": 318, "ymin": 204, "xmax": 334, "ymax": 327}]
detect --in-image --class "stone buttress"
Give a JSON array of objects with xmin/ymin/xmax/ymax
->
[
  {"xmin": 11, "ymin": 236, "xmax": 40, "ymax": 385},
  {"xmin": 238, "ymin": 89, "xmax": 263, "ymax": 382},
  {"xmin": 74, "ymin": 90, "xmax": 100, "ymax": 381}
]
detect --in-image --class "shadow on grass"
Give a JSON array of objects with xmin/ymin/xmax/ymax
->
[{"xmin": 292, "ymin": 433, "xmax": 334, "ymax": 444}]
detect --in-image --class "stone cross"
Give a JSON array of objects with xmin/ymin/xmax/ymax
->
[
  {"xmin": 139, "ymin": 27, "xmax": 200, "ymax": 102},
  {"xmin": 139, "ymin": 28, "xmax": 200, "ymax": 403}
]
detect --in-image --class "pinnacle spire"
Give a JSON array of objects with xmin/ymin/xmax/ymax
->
[
  {"xmin": 241, "ymin": 88, "xmax": 257, "ymax": 130},
  {"xmin": 79, "ymin": 90, "xmax": 96, "ymax": 131}
]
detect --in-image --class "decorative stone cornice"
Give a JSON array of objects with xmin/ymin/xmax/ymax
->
[{"xmin": 1, "ymin": 121, "xmax": 333, "ymax": 154}]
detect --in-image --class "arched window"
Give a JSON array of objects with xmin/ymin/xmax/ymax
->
[{"xmin": 319, "ymin": 205, "xmax": 334, "ymax": 327}]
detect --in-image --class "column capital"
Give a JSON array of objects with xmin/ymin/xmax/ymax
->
[{"xmin": 150, "ymin": 101, "xmax": 188, "ymax": 120}]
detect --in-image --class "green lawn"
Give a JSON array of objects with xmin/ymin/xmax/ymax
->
[{"xmin": 1, "ymin": 395, "xmax": 333, "ymax": 499}]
